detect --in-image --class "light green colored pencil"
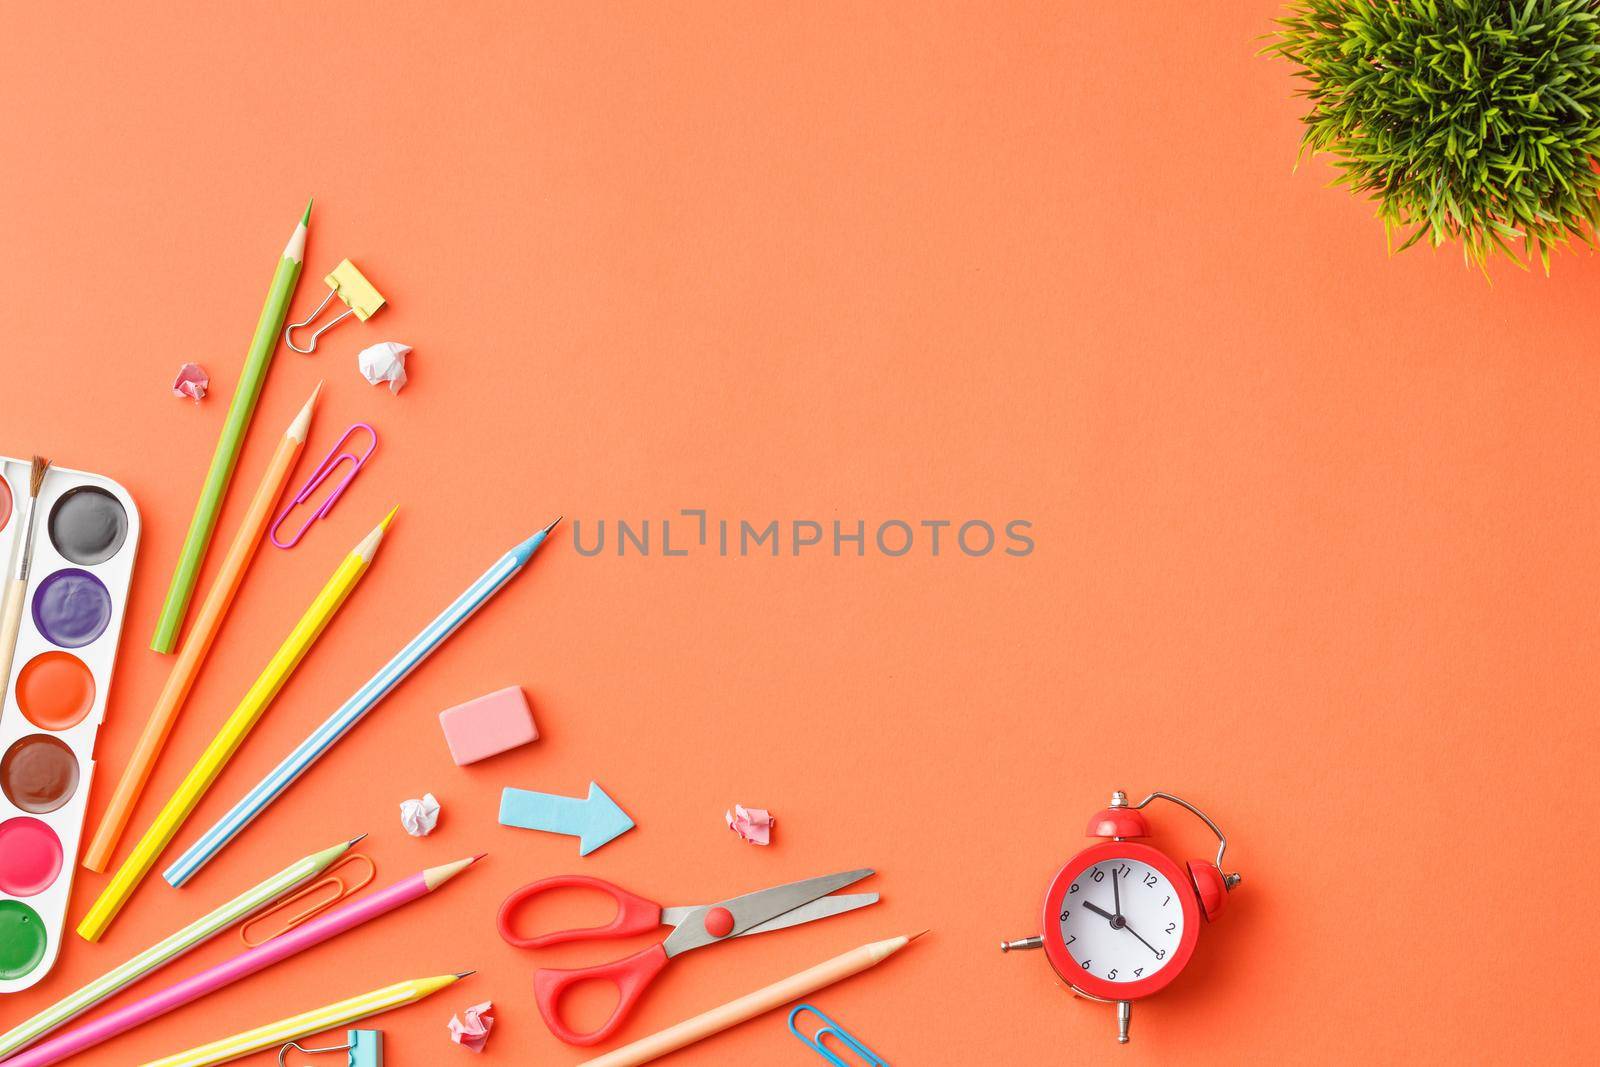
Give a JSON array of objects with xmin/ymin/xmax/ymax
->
[
  {"xmin": 0, "ymin": 836, "xmax": 356, "ymax": 1060},
  {"xmin": 150, "ymin": 199, "xmax": 312, "ymax": 653}
]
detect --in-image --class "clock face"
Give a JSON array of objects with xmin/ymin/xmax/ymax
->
[{"xmin": 1056, "ymin": 858, "xmax": 1185, "ymax": 985}]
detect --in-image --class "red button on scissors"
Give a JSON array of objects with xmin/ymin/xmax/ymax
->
[{"xmin": 496, "ymin": 868, "xmax": 878, "ymax": 1046}]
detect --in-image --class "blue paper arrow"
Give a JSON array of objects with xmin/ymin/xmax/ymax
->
[{"xmin": 499, "ymin": 782, "xmax": 636, "ymax": 856}]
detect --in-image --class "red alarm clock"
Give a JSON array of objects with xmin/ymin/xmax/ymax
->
[{"xmin": 1001, "ymin": 789, "xmax": 1241, "ymax": 1043}]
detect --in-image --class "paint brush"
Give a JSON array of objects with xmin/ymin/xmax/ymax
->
[
  {"xmin": 0, "ymin": 455, "xmax": 52, "ymax": 705},
  {"xmin": 83, "ymin": 384, "xmax": 322, "ymax": 872}
]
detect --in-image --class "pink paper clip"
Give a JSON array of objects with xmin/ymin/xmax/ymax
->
[{"xmin": 270, "ymin": 423, "xmax": 378, "ymax": 549}]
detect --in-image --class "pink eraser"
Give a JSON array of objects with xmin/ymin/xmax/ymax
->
[{"xmin": 439, "ymin": 686, "xmax": 539, "ymax": 766}]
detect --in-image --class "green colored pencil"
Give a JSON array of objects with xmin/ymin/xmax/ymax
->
[
  {"xmin": 149, "ymin": 200, "xmax": 312, "ymax": 653},
  {"xmin": 0, "ymin": 837, "xmax": 357, "ymax": 1060}
]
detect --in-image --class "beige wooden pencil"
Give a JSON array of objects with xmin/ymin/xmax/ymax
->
[{"xmin": 580, "ymin": 932, "xmax": 924, "ymax": 1067}]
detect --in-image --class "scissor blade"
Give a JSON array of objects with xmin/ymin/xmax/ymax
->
[
  {"xmin": 662, "ymin": 892, "xmax": 879, "ymax": 934},
  {"xmin": 737, "ymin": 892, "xmax": 878, "ymax": 937},
  {"xmin": 662, "ymin": 868, "xmax": 875, "ymax": 957},
  {"xmin": 730, "ymin": 868, "xmax": 876, "ymax": 929}
]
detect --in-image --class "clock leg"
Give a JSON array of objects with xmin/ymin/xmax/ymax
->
[
  {"xmin": 1117, "ymin": 1001, "xmax": 1131, "ymax": 1044},
  {"xmin": 999, "ymin": 936, "xmax": 1043, "ymax": 953}
]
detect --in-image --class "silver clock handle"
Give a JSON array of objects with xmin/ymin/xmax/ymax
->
[{"xmin": 1131, "ymin": 790, "xmax": 1231, "ymax": 872}]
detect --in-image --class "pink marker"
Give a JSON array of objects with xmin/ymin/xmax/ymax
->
[{"xmin": 0, "ymin": 856, "xmax": 481, "ymax": 1067}]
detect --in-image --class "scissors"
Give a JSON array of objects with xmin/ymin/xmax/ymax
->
[{"xmin": 497, "ymin": 868, "xmax": 878, "ymax": 1045}]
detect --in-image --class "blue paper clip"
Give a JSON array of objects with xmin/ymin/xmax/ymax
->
[
  {"xmin": 270, "ymin": 423, "xmax": 378, "ymax": 549},
  {"xmin": 277, "ymin": 1028, "xmax": 382, "ymax": 1066},
  {"xmin": 788, "ymin": 1004, "xmax": 886, "ymax": 1067}
]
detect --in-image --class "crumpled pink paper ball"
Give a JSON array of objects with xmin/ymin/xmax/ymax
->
[
  {"xmin": 726, "ymin": 804, "xmax": 775, "ymax": 846},
  {"xmin": 172, "ymin": 362, "xmax": 209, "ymax": 402},
  {"xmin": 448, "ymin": 1001, "xmax": 495, "ymax": 1052}
]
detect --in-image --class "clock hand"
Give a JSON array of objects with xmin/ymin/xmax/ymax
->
[
  {"xmin": 1121, "ymin": 921, "xmax": 1162, "ymax": 958},
  {"xmin": 1112, "ymin": 869, "xmax": 1121, "ymax": 917},
  {"xmin": 1086, "ymin": 894, "xmax": 1163, "ymax": 959},
  {"xmin": 1082, "ymin": 900, "xmax": 1117, "ymax": 923}
]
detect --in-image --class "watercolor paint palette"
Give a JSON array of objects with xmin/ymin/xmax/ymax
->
[{"xmin": 0, "ymin": 458, "xmax": 139, "ymax": 993}]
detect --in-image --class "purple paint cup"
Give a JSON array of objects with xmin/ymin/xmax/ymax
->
[{"xmin": 31, "ymin": 569, "xmax": 112, "ymax": 649}]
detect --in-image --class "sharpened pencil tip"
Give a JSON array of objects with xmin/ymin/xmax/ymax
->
[
  {"xmin": 424, "ymin": 855, "xmax": 483, "ymax": 890},
  {"xmin": 909, "ymin": 930, "xmax": 929, "ymax": 942},
  {"xmin": 346, "ymin": 833, "xmax": 368, "ymax": 847},
  {"xmin": 379, "ymin": 505, "xmax": 400, "ymax": 532},
  {"xmin": 355, "ymin": 515, "xmax": 392, "ymax": 561},
  {"xmin": 302, "ymin": 197, "xmax": 314, "ymax": 225},
  {"xmin": 510, "ymin": 520, "xmax": 561, "ymax": 564},
  {"xmin": 288, "ymin": 382, "xmax": 323, "ymax": 441},
  {"xmin": 455, "ymin": 970, "xmax": 476, "ymax": 979},
  {"xmin": 470, "ymin": 852, "xmax": 487, "ymax": 864}
]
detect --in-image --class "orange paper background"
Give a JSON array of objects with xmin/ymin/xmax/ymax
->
[{"xmin": 2, "ymin": 2, "xmax": 1598, "ymax": 1063}]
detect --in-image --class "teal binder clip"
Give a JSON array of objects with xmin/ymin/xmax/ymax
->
[
  {"xmin": 277, "ymin": 1029, "xmax": 382, "ymax": 1066},
  {"xmin": 788, "ymin": 1004, "xmax": 886, "ymax": 1066}
]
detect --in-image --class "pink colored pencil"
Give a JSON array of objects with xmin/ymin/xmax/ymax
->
[{"xmin": 0, "ymin": 857, "xmax": 480, "ymax": 1067}]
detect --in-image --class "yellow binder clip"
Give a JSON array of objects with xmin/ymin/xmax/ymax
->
[{"xmin": 285, "ymin": 259, "xmax": 387, "ymax": 353}]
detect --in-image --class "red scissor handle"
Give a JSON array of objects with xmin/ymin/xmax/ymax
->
[
  {"xmin": 497, "ymin": 874, "xmax": 664, "ymax": 949},
  {"xmin": 534, "ymin": 943, "xmax": 671, "ymax": 1046}
]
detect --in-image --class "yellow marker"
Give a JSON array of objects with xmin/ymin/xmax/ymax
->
[
  {"xmin": 137, "ymin": 972, "xmax": 463, "ymax": 1067},
  {"xmin": 77, "ymin": 510, "xmax": 398, "ymax": 943}
]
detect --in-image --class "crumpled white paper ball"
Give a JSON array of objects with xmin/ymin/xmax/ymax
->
[
  {"xmin": 358, "ymin": 341, "xmax": 411, "ymax": 395},
  {"xmin": 400, "ymin": 792, "xmax": 440, "ymax": 836}
]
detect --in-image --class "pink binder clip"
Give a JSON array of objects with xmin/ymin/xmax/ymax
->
[{"xmin": 270, "ymin": 423, "xmax": 378, "ymax": 549}]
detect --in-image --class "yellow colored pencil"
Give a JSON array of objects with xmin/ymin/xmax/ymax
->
[
  {"xmin": 84, "ymin": 384, "xmax": 322, "ymax": 873},
  {"xmin": 136, "ymin": 972, "xmax": 464, "ymax": 1067},
  {"xmin": 77, "ymin": 509, "xmax": 397, "ymax": 943}
]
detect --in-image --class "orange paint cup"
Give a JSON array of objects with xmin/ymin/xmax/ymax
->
[{"xmin": 15, "ymin": 651, "xmax": 96, "ymax": 731}]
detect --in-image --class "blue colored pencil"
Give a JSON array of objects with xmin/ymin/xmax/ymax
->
[{"xmin": 164, "ymin": 519, "xmax": 560, "ymax": 886}]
